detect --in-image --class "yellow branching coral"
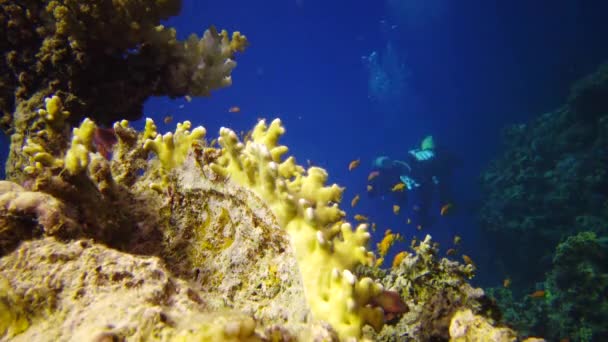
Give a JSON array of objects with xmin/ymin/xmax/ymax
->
[
  {"xmin": 210, "ymin": 119, "xmax": 385, "ymax": 339},
  {"xmin": 143, "ymin": 119, "xmax": 206, "ymax": 170},
  {"xmin": 37, "ymin": 95, "xmax": 70, "ymax": 128},
  {"xmin": 64, "ymin": 118, "xmax": 97, "ymax": 175},
  {"xmin": 22, "ymin": 139, "xmax": 64, "ymax": 174}
]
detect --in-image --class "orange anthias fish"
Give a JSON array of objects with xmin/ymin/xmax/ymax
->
[
  {"xmin": 529, "ymin": 290, "xmax": 546, "ymax": 299},
  {"xmin": 351, "ymin": 194, "xmax": 360, "ymax": 207},
  {"xmin": 368, "ymin": 170, "xmax": 380, "ymax": 181},
  {"xmin": 462, "ymin": 255, "xmax": 475, "ymax": 266},
  {"xmin": 348, "ymin": 159, "xmax": 360, "ymax": 171},
  {"xmin": 228, "ymin": 106, "xmax": 241, "ymax": 113},
  {"xmin": 391, "ymin": 183, "xmax": 405, "ymax": 192},
  {"xmin": 440, "ymin": 203, "xmax": 453, "ymax": 216},
  {"xmin": 354, "ymin": 214, "xmax": 368, "ymax": 222}
]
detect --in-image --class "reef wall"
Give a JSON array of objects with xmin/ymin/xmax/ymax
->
[{"xmin": 480, "ymin": 63, "xmax": 608, "ymax": 341}]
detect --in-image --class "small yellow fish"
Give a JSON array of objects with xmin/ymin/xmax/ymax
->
[
  {"xmin": 391, "ymin": 183, "xmax": 406, "ymax": 192},
  {"xmin": 368, "ymin": 171, "xmax": 380, "ymax": 181},
  {"xmin": 367, "ymin": 185, "xmax": 373, "ymax": 192},
  {"xmin": 354, "ymin": 214, "xmax": 368, "ymax": 222},
  {"xmin": 163, "ymin": 115, "xmax": 173, "ymax": 124},
  {"xmin": 348, "ymin": 159, "xmax": 361, "ymax": 171},
  {"xmin": 393, "ymin": 205, "xmax": 400, "ymax": 215},
  {"xmin": 503, "ymin": 278, "xmax": 511, "ymax": 288},
  {"xmin": 462, "ymin": 254, "xmax": 475, "ymax": 266},
  {"xmin": 351, "ymin": 194, "xmax": 360, "ymax": 207},
  {"xmin": 228, "ymin": 106, "xmax": 241, "ymax": 113},
  {"xmin": 209, "ymin": 138, "xmax": 217, "ymax": 147},
  {"xmin": 453, "ymin": 235, "xmax": 462, "ymax": 245}
]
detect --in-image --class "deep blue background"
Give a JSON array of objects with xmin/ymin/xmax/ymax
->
[{"xmin": 2, "ymin": 0, "xmax": 608, "ymax": 285}]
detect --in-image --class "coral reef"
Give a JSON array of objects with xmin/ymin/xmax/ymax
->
[
  {"xmin": 487, "ymin": 231, "xmax": 608, "ymax": 341},
  {"xmin": 479, "ymin": 62, "xmax": 608, "ymax": 287},
  {"xmin": 358, "ymin": 235, "xmax": 513, "ymax": 341},
  {"xmin": 0, "ymin": 1, "xmax": 535, "ymax": 341},
  {"xmin": 480, "ymin": 62, "xmax": 608, "ymax": 341},
  {"xmin": 1, "ymin": 0, "xmax": 247, "ymax": 181}
]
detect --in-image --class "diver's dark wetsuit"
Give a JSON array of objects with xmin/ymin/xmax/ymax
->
[{"xmin": 369, "ymin": 146, "xmax": 457, "ymax": 227}]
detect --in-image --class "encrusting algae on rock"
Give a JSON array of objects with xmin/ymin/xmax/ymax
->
[{"xmin": 0, "ymin": 1, "xmax": 545, "ymax": 341}]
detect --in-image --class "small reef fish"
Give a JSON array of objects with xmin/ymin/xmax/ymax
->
[
  {"xmin": 351, "ymin": 194, "xmax": 360, "ymax": 207},
  {"xmin": 228, "ymin": 106, "xmax": 241, "ymax": 113},
  {"xmin": 163, "ymin": 115, "xmax": 173, "ymax": 124},
  {"xmin": 367, "ymin": 185, "xmax": 373, "ymax": 192},
  {"xmin": 93, "ymin": 127, "xmax": 117, "ymax": 160},
  {"xmin": 393, "ymin": 205, "xmax": 400, "ymax": 215},
  {"xmin": 370, "ymin": 289, "xmax": 408, "ymax": 322},
  {"xmin": 354, "ymin": 214, "xmax": 368, "ymax": 222},
  {"xmin": 412, "ymin": 205, "xmax": 420, "ymax": 212},
  {"xmin": 406, "ymin": 217, "xmax": 411, "ymax": 224},
  {"xmin": 462, "ymin": 255, "xmax": 475, "ymax": 266},
  {"xmin": 391, "ymin": 183, "xmax": 405, "ymax": 192},
  {"xmin": 371, "ymin": 222, "xmax": 377, "ymax": 232},
  {"xmin": 440, "ymin": 203, "xmax": 453, "ymax": 216},
  {"xmin": 367, "ymin": 170, "xmax": 380, "ymax": 181},
  {"xmin": 529, "ymin": 290, "xmax": 546, "ymax": 299},
  {"xmin": 453, "ymin": 235, "xmax": 462, "ymax": 245},
  {"xmin": 392, "ymin": 251, "xmax": 407, "ymax": 269},
  {"xmin": 348, "ymin": 159, "xmax": 360, "ymax": 171},
  {"xmin": 184, "ymin": 95, "xmax": 192, "ymax": 102},
  {"xmin": 416, "ymin": 224, "xmax": 423, "ymax": 231},
  {"xmin": 446, "ymin": 248, "xmax": 457, "ymax": 256},
  {"xmin": 503, "ymin": 278, "xmax": 511, "ymax": 288}
]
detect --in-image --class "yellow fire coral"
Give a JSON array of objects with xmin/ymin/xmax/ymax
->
[
  {"xmin": 143, "ymin": 118, "xmax": 206, "ymax": 170},
  {"xmin": 210, "ymin": 119, "xmax": 385, "ymax": 339},
  {"xmin": 64, "ymin": 118, "xmax": 97, "ymax": 175}
]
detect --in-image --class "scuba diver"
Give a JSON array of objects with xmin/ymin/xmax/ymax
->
[{"xmin": 368, "ymin": 135, "xmax": 459, "ymax": 228}]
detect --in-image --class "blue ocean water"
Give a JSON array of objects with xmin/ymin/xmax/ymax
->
[
  {"xmin": 139, "ymin": 0, "xmax": 608, "ymax": 287},
  {"xmin": 1, "ymin": 0, "xmax": 607, "ymax": 288}
]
